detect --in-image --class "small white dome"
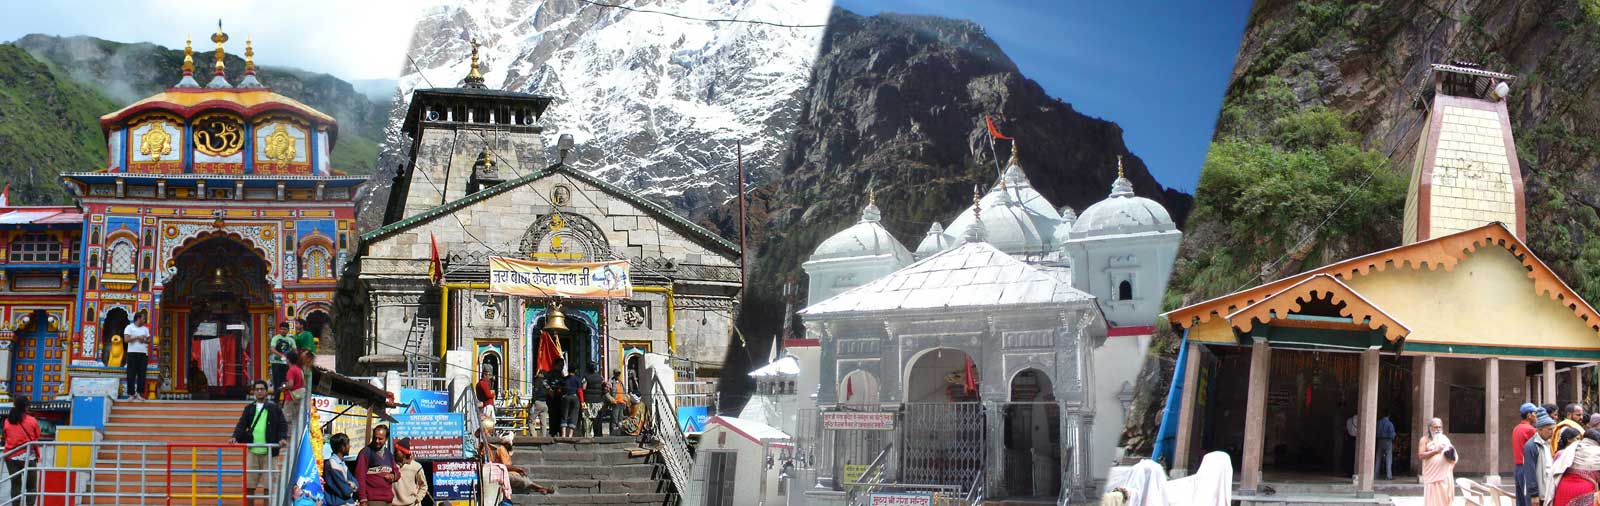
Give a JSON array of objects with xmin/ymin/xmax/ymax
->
[
  {"xmin": 810, "ymin": 201, "xmax": 914, "ymax": 263},
  {"xmin": 1069, "ymin": 174, "xmax": 1176, "ymax": 239},
  {"xmin": 915, "ymin": 222, "xmax": 954, "ymax": 258}
]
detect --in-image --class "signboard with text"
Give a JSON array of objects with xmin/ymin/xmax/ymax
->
[
  {"xmin": 398, "ymin": 389, "xmax": 450, "ymax": 414},
  {"xmin": 870, "ymin": 493, "xmax": 932, "ymax": 506},
  {"xmin": 823, "ymin": 411, "xmax": 895, "ymax": 431},
  {"xmin": 393, "ymin": 413, "xmax": 466, "ymax": 459},
  {"xmin": 488, "ymin": 257, "xmax": 632, "ymax": 298},
  {"xmin": 431, "ymin": 460, "xmax": 478, "ymax": 500}
]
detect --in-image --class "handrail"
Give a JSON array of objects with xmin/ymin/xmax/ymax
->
[
  {"xmin": 648, "ymin": 380, "xmax": 692, "ymax": 504},
  {"xmin": 0, "ymin": 440, "xmax": 281, "ymax": 506},
  {"xmin": 844, "ymin": 443, "xmax": 893, "ymax": 506},
  {"xmin": 964, "ymin": 469, "xmax": 986, "ymax": 506}
]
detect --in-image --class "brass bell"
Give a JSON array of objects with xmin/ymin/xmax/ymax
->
[{"xmin": 543, "ymin": 302, "xmax": 569, "ymax": 333}]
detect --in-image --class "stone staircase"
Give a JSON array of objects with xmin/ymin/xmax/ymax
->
[
  {"xmin": 511, "ymin": 436, "xmax": 677, "ymax": 505},
  {"xmin": 88, "ymin": 399, "xmax": 279, "ymax": 503}
]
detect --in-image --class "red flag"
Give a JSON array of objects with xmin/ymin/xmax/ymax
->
[
  {"xmin": 0, "ymin": 185, "xmax": 10, "ymax": 207},
  {"xmin": 985, "ymin": 115, "xmax": 1014, "ymax": 140},
  {"xmin": 428, "ymin": 233, "xmax": 443, "ymax": 286},
  {"xmin": 536, "ymin": 331, "xmax": 560, "ymax": 372},
  {"xmin": 846, "ymin": 376, "xmax": 854, "ymax": 401},
  {"xmin": 963, "ymin": 355, "xmax": 978, "ymax": 395}
]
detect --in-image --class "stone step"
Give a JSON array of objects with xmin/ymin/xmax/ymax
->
[
  {"xmin": 512, "ymin": 449, "xmax": 651, "ymax": 466},
  {"xmin": 515, "ymin": 436, "xmax": 644, "ymax": 451},
  {"xmin": 519, "ymin": 464, "xmax": 659, "ymax": 481},
  {"xmin": 105, "ymin": 422, "xmax": 240, "ymax": 433},
  {"xmin": 107, "ymin": 414, "xmax": 239, "ymax": 425},
  {"xmin": 513, "ymin": 492, "xmax": 670, "ymax": 505},
  {"xmin": 538, "ymin": 478, "xmax": 668, "ymax": 495}
]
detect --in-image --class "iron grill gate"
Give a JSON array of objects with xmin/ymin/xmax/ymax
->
[{"xmin": 901, "ymin": 402, "xmax": 985, "ymax": 487}]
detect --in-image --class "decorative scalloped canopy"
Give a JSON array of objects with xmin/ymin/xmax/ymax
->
[{"xmin": 1224, "ymin": 274, "xmax": 1411, "ymax": 341}]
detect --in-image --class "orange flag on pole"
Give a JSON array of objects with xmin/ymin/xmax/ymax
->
[{"xmin": 985, "ymin": 115, "xmax": 1014, "ymax": 140}]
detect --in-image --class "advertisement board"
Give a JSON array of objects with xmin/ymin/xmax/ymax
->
[
  {"xmin": 393, "ymin": 413, "xmax": 466, "ymax": 459},
  {"xmin": 399, "ymin": 389, "xmax": 451, "ymax": 414}
]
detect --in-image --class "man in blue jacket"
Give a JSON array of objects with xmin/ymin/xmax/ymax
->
[{"xmin": 1376, "ymin": 412, "xmax": 1397, "ymax": 481}]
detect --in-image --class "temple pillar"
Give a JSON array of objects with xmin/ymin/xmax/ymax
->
[
  {"xmin": 1485, "ymin": 357, "xmax": 1501, "ymax": 485},
  {"xmin": 1171, "ymin": 341, "xmax": 1203, "ymax": 477},
  {"xmin": 986, "ymin": 400, "xmax": 1006, "ymax": 497},
  {"xmin": 1420, "ymin": 355, "xmax": 1436, "ymax": 438},
  {"xmin": 1068, "ymin": 414, "xmax": 1093, "ymax": 501},
  {"xmin": 1357, "ymin": 347, "xmax": 1379, "ymax": 496},
  {"xmin": 1240, "ymin": 338, "xmax": 1270, "ymax": 495},
  {"xmin": 1545, "ymin": 360, "xmax": 1558, "ymax": 407},
  {"xmin": 1575, "ymin": 367, "xmax": 1585, "ymax": 408}
]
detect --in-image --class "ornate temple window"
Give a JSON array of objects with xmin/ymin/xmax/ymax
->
[
  {"xmin": 106, "ymin": 239, "xmax": 137, "ymax": 275},
  {"xmin": 10, "ymin": 233, "xmax": 63, "ymax": 263},
  {"xmin": 519, "ymin": 213, "xmax": 611, "ymax": 262},
  {"xmin": 1118, "ymin": 280, "xmax": 1134, "ymax": 301},
  {"xmin": 301, "ymin": 245, "xmax": 332, "ymax": 280}
]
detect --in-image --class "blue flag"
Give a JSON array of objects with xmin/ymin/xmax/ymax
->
[{"xmin": 292, "ymin": 426, "xmax": 325, "ymax": 505}]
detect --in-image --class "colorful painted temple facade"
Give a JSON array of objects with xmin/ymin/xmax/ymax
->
[{"xmin": 0, "ymin": 24, "xmax": 362, "ymax": 402}]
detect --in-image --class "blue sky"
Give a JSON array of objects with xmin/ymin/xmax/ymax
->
[{"xmin": 833, "ymin": 0, "xmax": 1252, "ymax": 192}]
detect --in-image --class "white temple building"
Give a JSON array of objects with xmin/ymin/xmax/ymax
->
[{"xmin": 780, "ymin": 147, "xmax": 1182, "ymax": 503}]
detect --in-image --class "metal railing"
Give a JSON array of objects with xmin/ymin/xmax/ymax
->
[
  {"xmin": 648, "ymin": 380, "xmax": 693, "ymax": 504},
  {"xmin": 965, "ymin": 469, "xmax": 986, "ymax": 506},
  {"xmin": 844, "ymin": 443, "xmax": 894, "ymax": 506},
  {"xmin": 0, "ymin": 440, "xmax": 280, "ymax": 506}
]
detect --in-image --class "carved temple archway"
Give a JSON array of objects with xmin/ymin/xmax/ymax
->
[{"xmin": 160, "ymin": 236, "xmax": 273, "ymax": 399}]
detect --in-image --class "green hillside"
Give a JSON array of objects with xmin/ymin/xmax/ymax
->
[{"xmin": 0, "ymin": 44, "xmax": 117, "ymax": 205}]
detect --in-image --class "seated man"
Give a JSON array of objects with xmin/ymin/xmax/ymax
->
[{"xmin": 485, "ymin": 435, "xmax": 554, "ymax": 495}]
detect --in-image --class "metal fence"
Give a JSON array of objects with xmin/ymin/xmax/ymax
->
[
  {"xmin": 0, "ymin": 440, "xmax": 280, "ymax": 506},
  {"xmin": 650, "ymin": 380, "xmax": 694, "ymax": 504},
  {"xmin": 901, "ymin": 402, "xmax": 985, "ymax": 488}
]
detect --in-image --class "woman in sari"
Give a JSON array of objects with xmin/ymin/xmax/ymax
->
[
  {"xmin": 1550, "ymin": 430, "xmax": 1600, "ymax": 506},
  {"xmin": 1418, "ymin": 417, "xmax": 1457, "ymax": 506}
]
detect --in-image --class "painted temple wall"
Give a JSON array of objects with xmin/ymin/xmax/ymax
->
[
  {"xmin": 1344, "ymin": 247, "xmax": 1600, "ymax": 353},
  {"xmin": 1090, "ymin": 332, "xmax": 1150, "ymax": 479}
]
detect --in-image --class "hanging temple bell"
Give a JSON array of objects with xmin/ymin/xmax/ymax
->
[{"xmin": 544, "ymin": 301, "xmax": 569, "ymax": 334}]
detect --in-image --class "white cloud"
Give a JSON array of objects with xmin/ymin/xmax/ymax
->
[{"xmin": 2, "ymin": 0, "xmax": 430, "ymax": 79}]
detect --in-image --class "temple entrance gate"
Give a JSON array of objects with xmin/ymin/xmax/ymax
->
[
  {"xmin": 160, "ymin": 236, "xmax": 273, "ymax": 399},
  {"xmin": 12, "ymin": 310, "xmax": 65, "ymax": 400},
  {"xmin": 1005, "ymin": 368, "xmax": 1061, "ymax": 497},
  {"xmin": 901, "ymin": 348, "xmax": 984, "ymax": 487}
]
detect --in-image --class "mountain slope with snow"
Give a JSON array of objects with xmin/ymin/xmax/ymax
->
[{"xmin": 363, "ymin": 0, "xmax": 829, "ymax": 230}]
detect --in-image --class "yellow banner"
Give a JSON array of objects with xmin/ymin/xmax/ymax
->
[{"xmin": 488, "ymin": 257, "xmax": 632, "ymax": 299}]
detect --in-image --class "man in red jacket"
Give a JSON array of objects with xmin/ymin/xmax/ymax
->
[
  {"xmin": 353, "ymin": 424, "xmax": 398, "ymax": 505},
  {"xmin": 1513, "ymin": 402, "xmax": 1540, "ymax": 506}
]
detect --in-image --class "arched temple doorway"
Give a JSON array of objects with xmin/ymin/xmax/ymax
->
[
  {"xmin": 11, "ymin": 310, "xmax": 66, "ymax": 400},
  {"xmin": 100, "ymin": 307, "xmax": 130, "ymax": 364},
  {"xmin": 1006, "ymin": 368, "xmax": 1061, "ymax": 497},
  {"xmin": 303, "ymin": 308, "xmax": 330, "ymax": 353},
  {"xmin": 900, "ymin": 347, "xmax": 985, "ymax": 487},
  {"xmin": 161, "ymin": 236, "xmax": 273, "ymax": 399}
]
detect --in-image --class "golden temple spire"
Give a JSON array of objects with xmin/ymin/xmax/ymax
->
[
  {"xmin": 464, "ymin": 38, "xmax": 486, "ymax": 88},
  {"xmin": 1117, "ymin": 155, "xmax": 1125, "ymax": 179},
  {"xmin": 1008, "ymin": 140, "xmax": 1019, "ymax": 165},
  {"xmin": 182, "ymin": 36, "xmax": 195, "ymax": 75},
  {"xmin": 211, "ymin": 20, "xmax": 229, "ymax": 75},
  {"xmin": 868, "ymin": 185, "xmax": 876, "ymax": 206},
  {"xmin": 244, "ymin": 36, "xmax": 255, "ymax": 74}
]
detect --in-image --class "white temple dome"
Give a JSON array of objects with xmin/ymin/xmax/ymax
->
[
  {"xmin": 811, "ymin": 201, "xmax": 913, "ymax": 263},
  {"xmin": 1069, "ymin": 167, "xmax": 1175, "ymax": 239},
  {"xmin": 943, "ymin": 158, "xmax": 1064, "ymax": 255},
  {"xmin": 915, "ymin": 222, "xmax": 954, "ymax": 258}
]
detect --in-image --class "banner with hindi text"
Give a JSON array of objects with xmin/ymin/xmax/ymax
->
[{"xmin": 488, "ymin": 257, "xmax": 632, "ymax": 299}]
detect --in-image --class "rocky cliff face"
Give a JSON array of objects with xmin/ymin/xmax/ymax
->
[
  {"xmin": 1121, "ymin": 0, "xmax": 1600, "ymax": 455},
  {"xmin": 707, "ymin": 9, "xmax": 1194, "ymax": 411},
  {"xmin": 363, "ymin": 0, "xmax": 830, "ymax": 231},
  {"xmin": 0, "ymin": 44, "xmax": 117, "ymax": 204},
  {"xmin": 12, "ymin": 34, "xmax": 389, "ymax": 176}
]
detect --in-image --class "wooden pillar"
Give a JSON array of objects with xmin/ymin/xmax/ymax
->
[
  {"xmin": 1240, "ymin": 338, "xmax": 1271, "ymax": 495},
  {"xmin": 1576, "ymin": 366, "xmax": 1585, "ymax": 409},
  {"xmin": 1485, "ymin": 357, "xmax": 1501, "ymax": 486},
  {"xmin": 1357, "ymin": 347, "xmax": 1380, "ymax": 496},
  {"xmin": 1420, "ymin": 356, "xmax": 1437, "ymax": 433},
  {"xmin": 1546, "ymin": 360, "xmax": 1558, "ymax": 407},
  {"xmin": 1172, "ymin": 341, "xmax": 1203, "ymax": 477}
]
